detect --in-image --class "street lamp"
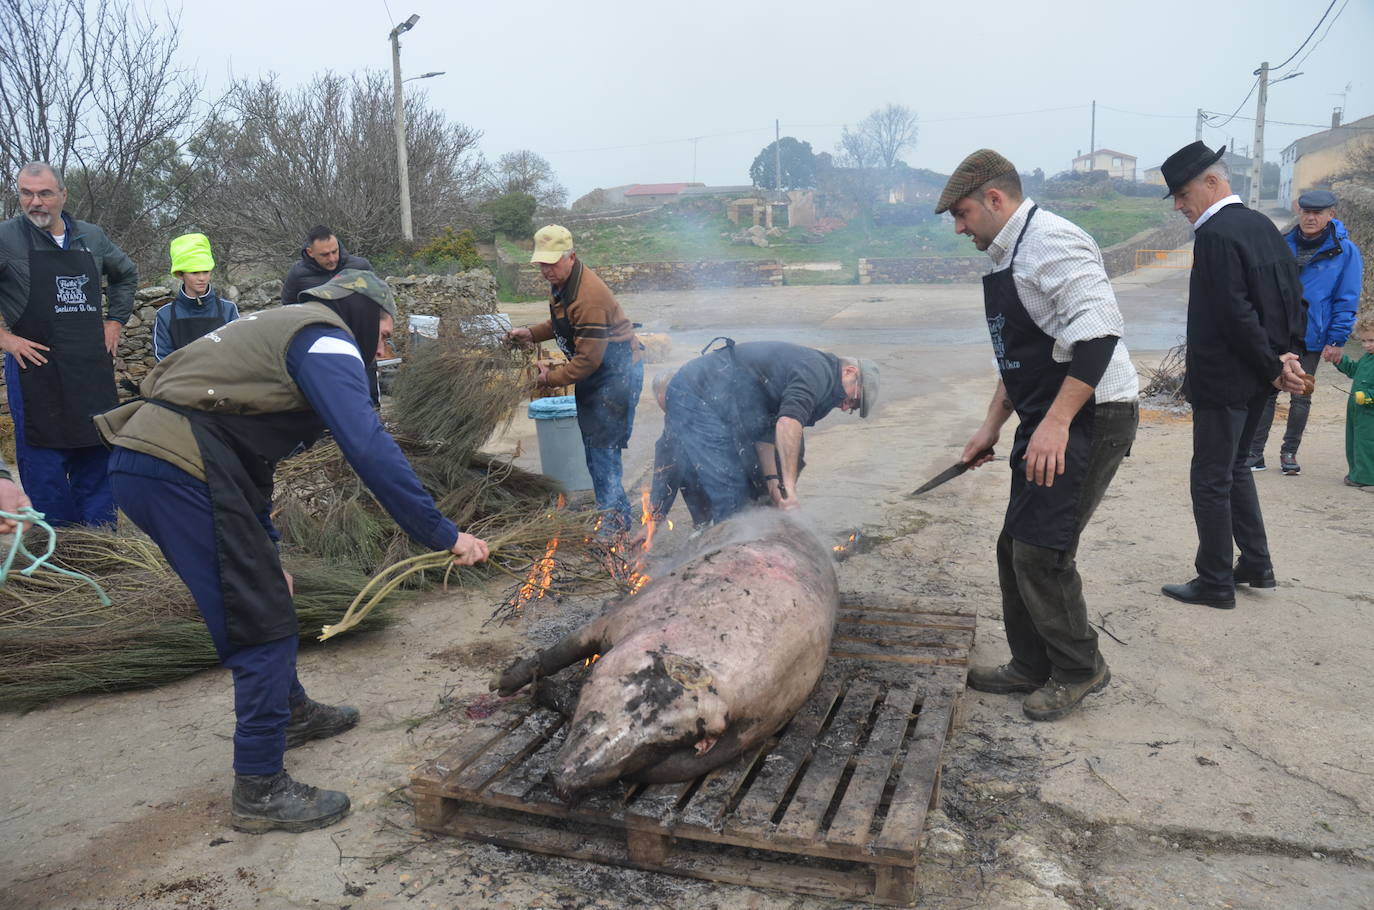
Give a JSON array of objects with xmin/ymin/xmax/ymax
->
[{"xmin": 389, "ymin": 14, "xmax": 421, "ymax": 241}]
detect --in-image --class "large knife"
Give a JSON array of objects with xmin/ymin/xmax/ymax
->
[{"xmin": 909, "ymin": 448, "xmax": 994, "ymax": 496}]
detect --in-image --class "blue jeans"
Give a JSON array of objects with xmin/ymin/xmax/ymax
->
[
  {"xmin": 4, "ymin": 354, "xmax": 115, "ymax": 527},
  {"xmin": 109, "ymin": 447, "xmax": 305, "ymax": 775},
  {"xmin": 585, "ymin": 447, "xmax": 632, "ymax": 531}
]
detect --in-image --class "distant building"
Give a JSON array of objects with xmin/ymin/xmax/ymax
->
[
  {"xmin": 1279, "ymin": 111, "xmax": 1374, "ymax": 208},
  {"xmin": 622, "ymin": 182, "xmax": 705, "ymax": 207},
  {"xmin": 1143, "ymin": 149, "xmax": 1252, "ymax": 199},
  {"xmin": 1071, "ymin": 149, "xmax": 1137, "ymax": 181}
]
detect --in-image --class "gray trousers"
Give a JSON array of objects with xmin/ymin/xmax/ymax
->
[
  {"xmin": 1249, "ymin": 350, "xmax": 1321, "ymax": 458},
  {"xmin": 1000, "ymin": 401, "xmax": 1138, "ymax": 684}
]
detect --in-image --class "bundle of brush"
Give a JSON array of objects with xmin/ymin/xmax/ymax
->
[
  {"xmin": 0, "ymin": 526, "xmax": 403, "ymax": 711},
  {"xmin": 272, "ymin": 307, "xmax": 608, "ymax": 621}
]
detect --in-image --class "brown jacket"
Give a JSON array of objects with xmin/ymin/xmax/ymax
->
[{"xmin": 529, "ymin": 263, "xmax": 639, "ymax": 387}]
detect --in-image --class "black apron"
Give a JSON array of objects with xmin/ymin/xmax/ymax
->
[
  {"xmin": 550, "ymin": 263, "xmax": 639, "ymax": 449},
  {"xmin": 12, "ymin": 246, "xmax": 117, "ymax": 448},
  {"xmin": 168, "ymin": 298, "xmax": 229, "ymax": 352},
  {"xmin": 149, "ymin": 400, "xmax": 326, "ymax": 647},
  {"xmin": 984, "ymin": 206, "xmax": 1095, "ymax": 551}
]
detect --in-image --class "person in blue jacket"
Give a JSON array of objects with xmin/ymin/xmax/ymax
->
[
  {"xmin": 1247, "ymin": 189, "xmax": 1363, "ymax": 475},
  {"xmin": 95, "ymin": 270, "xmax": 489, "ymax": 834},
  {"xmin": 152, "ymin": 233, "xmax": 240, "ymax": 360}
]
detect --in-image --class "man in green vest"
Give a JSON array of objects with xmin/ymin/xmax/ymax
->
[{"xmin": 96, "ymin": 270, "xmax": 489, "ymax": 833}]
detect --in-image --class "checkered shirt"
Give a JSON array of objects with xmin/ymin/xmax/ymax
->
[{"xmin": 985, "ymin": 198, "xmax": 1139, "ymax": 403}]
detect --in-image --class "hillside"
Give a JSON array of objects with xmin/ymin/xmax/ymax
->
[{"xmin": 562, "ymin": 194, "xmax": 1174, "ymax": 273}]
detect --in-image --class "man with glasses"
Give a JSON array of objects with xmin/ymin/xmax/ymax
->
[{"xmin": 0, "ymin": 161, "xmax": 137, "ymax": 526}]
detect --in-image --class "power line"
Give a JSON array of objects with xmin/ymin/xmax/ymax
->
[
  {"xmin": 1200, "ymin": 113, "xmax": 1374, "ymax": 130},
  {"xmin": 1284, "ymin": 0, "xmax": 1349, "ymax": 77},
  {"xmin": 1273, "ymin": 0, "xmax": 1339, "ymax": 71},
  {"xmin": 1202, "ymin": 77, "xmax": 1260, "ymax": 129},
  {"xmin": 1097, "ymin": 104, "xmax": 1194, "ymax": 120}
]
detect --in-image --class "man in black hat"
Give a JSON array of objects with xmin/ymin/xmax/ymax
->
[
  {"xmin": 1157, "ymin": 142, "xmax": 1307, "ymax": 609},
  {"xmin": 937, "ymin": 149, "xmax": 1139, "ymax": 722},
  {"xmin": 1245, "ymin": 188, "xmax": 1364, "ymax": 475}
]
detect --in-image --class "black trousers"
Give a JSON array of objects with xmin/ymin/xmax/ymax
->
[
  {"xmin": 1248, "ymin": 350, "xmax": 1321, "ymax": 458},
  {"xmin": 1001, "ymin": 401, "xmax": 1138, "ymax": 684},
  {"xmin": 1191, "ymin": 391, "xmax": 1274, "ymax": 587}
]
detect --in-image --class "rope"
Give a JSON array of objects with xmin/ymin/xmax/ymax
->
[{"xmin": 0, "ymin": 508, "xmax": 112, "ymax": 606}]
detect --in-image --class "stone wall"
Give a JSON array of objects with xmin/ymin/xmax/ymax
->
[
  {"xmin": 1097, "ymin": 215, "xmax": 1193, "ymax": 278},
  {"xmin": 591, "ymin": 259, "xmax": 783, "ymax": 293},
  {"xmin": 0, "ymin": 270, "xmax": 500, "ymax": 398},
  {"xmin": 858, "ymin": 212, "xmax": 1196, "ymax": 285},
  {"xmin": 1333, "ymin": 179, "xmax": 1374, "ymax": 319},
  {"xmin": 494, "ymin": 243, "xmax": 547, "ymax": 297},
  {"xmin": 857, "ymin": 257, "xmax": 985, "ymax": 284}
]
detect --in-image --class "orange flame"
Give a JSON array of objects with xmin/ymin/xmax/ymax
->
[
  {"xmin": 510, "ymin": 494, "xmax": 566, "ymax": 610},
  {"xmin": 832, "ymin": 531, "xmax": 858, "ymax": 554},
  {"xmin": 583, "ymin": 653, "xmax": 601, "ymax": 667}
]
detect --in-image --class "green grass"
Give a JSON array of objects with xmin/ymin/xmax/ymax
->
[
  {"xmin": 568, "ymin": 196, "xmax": 1171, "ymax": 280},
  {"xmin": 1041, "ymin": 195, "xmax": 1175, "ymax": 248}
]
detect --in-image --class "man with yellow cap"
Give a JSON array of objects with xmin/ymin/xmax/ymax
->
[
  {"xmin": 153, "ymin": 233, "xmax": 240, "ymax": 360},
  {"xmin": 506, "ymin": 225, "xmax": 643, "ymax": 533}
]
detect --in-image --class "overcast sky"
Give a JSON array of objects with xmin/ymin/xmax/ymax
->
[{"xmin": 175, "ymin": 0, "xmax": 1371, "ymax": 201}]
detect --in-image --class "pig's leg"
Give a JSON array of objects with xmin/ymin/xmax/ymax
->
[{"xmin": 492, "ymin": 624, "xmax": 608, "ymax": 696}]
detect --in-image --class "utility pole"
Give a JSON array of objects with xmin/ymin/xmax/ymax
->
[
  {"xmin": 774, "ymin": 119, "xmax": 782, "ymax": 192},
  {"xmin": 1195, "ymin": 108, "xmax": 1204, "ymax": 141},
  {"xmin": 389, "ymin": 14, "xmax": 420, "ymax": 242},
  {"xmin": 1090, "ymin": 99, "xmax": 1095, "ymax": 162},
  {"xmin": 1248, "ymin": 61, "xmax": 1268, "ymax": 210},
  {"xmin": 691, "ymin": 137, "xmax": 699, "ymax": 184}
]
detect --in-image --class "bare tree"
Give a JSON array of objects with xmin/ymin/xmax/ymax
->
[
  {"xmin": 487, "ymin": 150, "xmax": 567, "ymax": 209},
  {"xmin": 187, "ymin": 72, "xmax": 485, "ymax": 269},
  {"xmin": 857, "ymin": 103, "xmax": 919, "ymax": 171},
  {"xmin": 0, "ymin": 0, "xmax": 207, "ymax": 269}
]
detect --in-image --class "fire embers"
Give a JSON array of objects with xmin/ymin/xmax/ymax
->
[{"xmin": 831, "ymin": 529, "xmax": 861, "ymax": 561}]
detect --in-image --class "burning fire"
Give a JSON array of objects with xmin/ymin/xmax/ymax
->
[
  {"xmin": 583, "ymin": 653, "xmax": 601, "ymax": 667},
  {"xmin": 510, "ymin": 494, "xmax": 565, "ymax": 610},
  {"xmin": 832, "ymin": 530, "xmax": 859, "ymax": 555}
]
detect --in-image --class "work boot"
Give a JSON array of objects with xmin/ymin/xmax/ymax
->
[
  {"xmin": 285, "ymin": 698, "xmax": 360, "ymax": 749},
  {"xmin": 1280, "ymin": 452, "xmax": 1300, "ymax": 475},
  {"xmin": 1023, "ymin": 661, "xmax": 1111, "ymax": 722},
  {"xmin": 230, "ymin": 771, "xmax": 350, "ymax": 833},
  {"xmin": 966, "ymin": 663, "xmax": 1047, "ymax": 694}
]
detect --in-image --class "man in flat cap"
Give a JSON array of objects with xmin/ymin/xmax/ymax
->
[
  {"xmin": 937, "ymin": 149, "xmax": 1138, "ymax": 722},
  {"xmin": 1245, "ymin": 188, "xmax": 1364, "ymax": 475},
  {"xmin": 1158, "ymin": 141, "xmax": 1306, "ymax": 609},
  {"xmin": 507, "ymin": 225, "xmax": 643, "ymax": 534}
]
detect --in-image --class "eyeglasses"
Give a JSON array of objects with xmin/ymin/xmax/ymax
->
[{"xmin": 18, "ymin": 189, "xmax": 60, "ymax": 202}]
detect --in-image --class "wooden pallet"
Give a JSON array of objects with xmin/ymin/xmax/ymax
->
[{"xmin": 411, "ymin": 601, "xmax": 975, "ymax": 906}]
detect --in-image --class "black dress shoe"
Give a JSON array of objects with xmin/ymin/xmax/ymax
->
[
  {"xmin": 1233, "ymin": 561, "xmax": 1276, "ymax": 589},
  {"xmin": 1161, "ymin": 579, "xmax": 1236, "ymax": 609}
]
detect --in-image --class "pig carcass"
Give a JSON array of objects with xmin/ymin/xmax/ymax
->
[{"xmin": 493, "ymin": 510, "xmax": 839, "ymax": 799}]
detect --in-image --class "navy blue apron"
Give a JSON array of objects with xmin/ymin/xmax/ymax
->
[
  {"xmin": 11, "ymin": 245, "xmax": 117, "ymax": 449},
  {"xmin": 549, "ymin": 262, "xmax": 639, "ymax": 449},
  {"xmin": 168, "ymin": 295, "xmax": 231, "ymax": 352},
  {"xmin": 984, "ymin": 206, "xmax": 1094, "ymax": 551}
]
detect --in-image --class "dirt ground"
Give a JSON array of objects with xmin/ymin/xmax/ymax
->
[{"xmin": 3, "ymin": 266, "xmax": 1373, "ymax": 910}]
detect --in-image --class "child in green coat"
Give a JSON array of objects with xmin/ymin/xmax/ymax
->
[{"xmin": 1336, "ymin": 313, "xmax": 1374, "ymax": 488}]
